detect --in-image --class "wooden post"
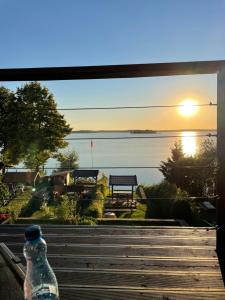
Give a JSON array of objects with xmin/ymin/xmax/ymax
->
[{"xmin": 217, "ymin": 67, "xmax": 225, "ymax": 253}]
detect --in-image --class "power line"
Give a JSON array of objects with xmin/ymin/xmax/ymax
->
[
  {"xmin": 5, "ymin": 102, "xmax": 217, "ymax": 112},
  {"xmin": 64, "ymin": 133, "xmax": 216, "ymax": 141},
  {"xmin": 7, "ymin": 165, "xmax": 216, "ymax": 170},
  {"xmin": 5, "ymin": 133, "xmax": 216, "ymax": 143},
  {"xmin": 56, "ymin": 102, "xmax": 217, "ymax": 111}
]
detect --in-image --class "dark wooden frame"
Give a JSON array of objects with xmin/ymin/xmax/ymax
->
[
  {"xmin": 0, "ymin": 60, "xmax": 225, "ymax": 81},
  {"xmin": 1, "ymin": 60, "xmax": 224, "ymax": 252}
]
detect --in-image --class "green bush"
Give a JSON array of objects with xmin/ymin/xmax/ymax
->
[
  {"xmin": 0, "ymin": 180, "xmax": 10, "ymax": 207},
  {"xmin": 55, "ymin": 195, "xmax": 71, "ymax": 223},
  {"xmin": 85, "ymin": 189, "xmax": 105, "ymax": 218},
  {"xmin": 144, "ymin": 181, "xmax": 176, "ymax": 218},
  {"xmin": 1, "ymin": 190, "xmax": 32, "ymax": 219},
  {"xmin": 97, "ymin": 174, "xmax": 108, "ymax": 197},
  {"xmin": 172, "ymin": 198, "xmax": 195, "ymax": 223},
  {"xmin": 21, "ymin": 193, "xmax": 44, "ymax": 217},
  {"xmin": 77, "ymin": 187, "xmax": 105, "ymax": 218},
  {"xmin": 32, "ymin": 204, "xmax": 56, "ymax": 219},
  {"xmin": 85, "ymin": 199, "xmax": 104, "ymax": 218},
  {"xmin": 144, "ymin": 180, "xmax": 177, "ymax": 199},
  {"xmin": 144, "ymin": 181, "xmax": 189, "ymax": 219},
  {"xmin": 76, "ymin": 216, "xmax": 97, "ymax": 225}
]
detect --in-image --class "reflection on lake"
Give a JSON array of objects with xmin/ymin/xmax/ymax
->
[{"xmin": 181, "ymin": 131, "xmax": 197, "ymax": 157}]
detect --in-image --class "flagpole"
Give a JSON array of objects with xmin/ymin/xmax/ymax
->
[{"xmin": 91, "ymin": 140, "xmax": 94, "ymax": 167}]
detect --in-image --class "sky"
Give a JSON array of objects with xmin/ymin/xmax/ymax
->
[{"xmin": 1, "ymin": 0, "xmax": 224, "ymax": 130}]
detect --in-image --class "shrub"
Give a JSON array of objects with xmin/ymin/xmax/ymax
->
[
  {"xmin": 144, "ymin": 180, "xmax": 177, "ymax": 199},
  {"xmin": 172, "ymin": 198, "xmax": 196, "ymax": 223},
  {"xmin": 76, "ymin": 216, "xmax": 96, "ymax": 225},
  {"xmin": 21, "ymin": 190, "xmax": 49, "ymax": 217},
  {"xmin": 0, "ymin": 180, "xmax": 10, "ymax": 207},
  {"xmin": 85, "ymin": 199, "xmax": 104, "ymax": 218},
  {"xmin": 97, "ymin": 174, "xmax": 108, "ymax": 197},
  {"xmin": 1, "ymin": 189, "xmax": 32, "ymax": 219},
  {"xmin": 55, "ymin": 195, "xmax": 71, "ymax": 223},
  {"xmin": 32, "ymin": 204, "xmax": 56, "ymax": 219},
  {"xmin": 144, "ymin": 181, "xmax": 176, "ymax": 218},
  {"xmin": 143, "ymin": 181, "xmax": 190, "ymax": 219},
  {"xmin": 147, "ymin": 197, "xmax": 175, "ymax": 219}
]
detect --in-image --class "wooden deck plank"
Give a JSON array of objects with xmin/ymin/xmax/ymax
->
[
  {"xmin": 5, "ymin": 243, "xmax": 217, "ymax": 258},
  {"xmin": 19, "ymin": 255, "xmax": 220, "ymax": 272},
  {"xmin": 0, "ymin": 233, "xmax": 216, "ymax": 246},
  {"xmin": 58, "ymin": 287, "xmax": 225, "ymax": 300},
  {"xmin": 51, "ymin": 270, "xmax": 225, "ymax": 289},
  {"xmin": 0, "ymin": 224, "xmax": 216, "ymax": 237}
]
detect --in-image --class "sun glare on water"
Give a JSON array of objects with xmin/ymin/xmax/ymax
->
[
  {"xmin": 181, "ymin": 131, "xmax": 197, "ymax": 157},
  {"xmin": 178, "ymin": 99, "xmax": 199, "ymax": 117}
]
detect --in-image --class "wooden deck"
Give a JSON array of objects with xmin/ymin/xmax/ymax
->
[
  {"xmin": 0, "ymin": 224, "xmax": 224, "ymax": 299},
  {"xmin": 0, "ymin": 243, "xmax": 24, "ymax": 300}
]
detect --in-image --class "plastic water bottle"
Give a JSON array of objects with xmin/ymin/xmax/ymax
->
[{"xmin": 23, "ymin": 225, "xmax": 59, "ymax": 300}]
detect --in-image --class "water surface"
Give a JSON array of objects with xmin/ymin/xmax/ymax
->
[{"xmin": 47, "ymin": 130, "xmax": 216, "ymax": 185}]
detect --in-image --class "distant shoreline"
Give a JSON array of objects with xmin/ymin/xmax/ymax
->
[{"xmin": 71, "ymin": 129, "xmax": 216, "ymax": 133}]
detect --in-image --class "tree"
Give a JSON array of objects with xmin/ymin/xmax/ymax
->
[
  {"xmin": 56, "ymin": 150, "xmax": 79, "ymax": 171},
  {"xmin": 160, "ymin": 140, "xmax": 216, "ymax": 196},
  {"xmin": 0, "ymin": 82, "xmax": 72, "ymax": 169}
]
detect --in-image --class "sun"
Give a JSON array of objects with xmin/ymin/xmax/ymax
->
[{"xmin": 178, "ymin": 99, "xmax": 199, "ymax": 117}]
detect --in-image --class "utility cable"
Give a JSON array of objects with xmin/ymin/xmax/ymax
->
[
  {"xmin": 3, "ymin": 102, "xmax": 217, "ymax": 111},
  {"xmin": 63, "ymin": 133, "xmax": 216, "ymax": 141}
]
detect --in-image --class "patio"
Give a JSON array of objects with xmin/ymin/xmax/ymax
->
[{"xmin": 0, "ymin": 224, "xmax": 224, "ymax": 300}]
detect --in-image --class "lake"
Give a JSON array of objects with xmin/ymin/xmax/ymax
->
[{"xmin": 46, "ymin": 130, "xmax": 216, "ymax": 185}]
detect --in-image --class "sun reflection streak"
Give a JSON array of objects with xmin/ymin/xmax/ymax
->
[{"xmin": 181, "ymin": 131, "xmax": 197, "ymax": 157}]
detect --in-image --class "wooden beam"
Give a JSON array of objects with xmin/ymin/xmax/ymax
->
[
  {"xmin": 216, "ymin": 67, "xmax": 225, "ymax": 253},
  {"xmin": 1, "ymin": 60, "xmax": 225, "ymax": 81}
]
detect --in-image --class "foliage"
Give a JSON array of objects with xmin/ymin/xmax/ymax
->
[
  {"xmin": 0, "ymin": 180, "xmax": 10, "ymax": 207},
  {"xmin": 120, "ymin": 203, "xmax": 147, "ymax": 219},
  {"xmin": 0, "ymin": 87, "xmax": 16, "ymax": 162},
  {"xmin": 24, "ymin": 150, "xmax": 51, "ymax": 170},
  {"xmin": 55, "ymin": 150, "xmax": 79, "ymax": 171},
  {"xmin": 85, "ymin": 199, "xmax": 104, "ymax": 218},
  {"xmin": 160, "ymin": 140, "xmax": 216, "ymax": 196},
  {"xmin": 97, "ymin": 173, "xmax": 108, "ymax": 197},
  {"xmin": 32, "ymin": 204, "xmax": 56, "ymax": 219},
  {"xmin": 73, "ymin": 216, "xmax": 97, "ymax": 225},
  {"xmin": 0, "ymin": 82, "xmax": 72, "ymax": 169},
  {"xmin": 21, "ymin": 192, "xmax": 45, "ymax": 217},
  {"xmin": 144, "ymin": 180, "xmax": 178, "ymax": 199},
  {"xmin": 55, "ymin": 195, "xmax": 73, "ymax": 223},
  {"xmin": 77, "ymin": 188, "xmax": 105, "ymax": 218},
  {"xmin": 144, "ymin": 181, "xmax": 187, "ymax": 219},
  {"xmin": 0, "ymin": 189, "xmax": 32, "ymax": 220},
  {"xmin": 143, "ymin": 180, "xmax": 198, "ymax": 224},
  {"xmin": 172, "ymin": 198, "xmax": 196, "ymax": 223}
]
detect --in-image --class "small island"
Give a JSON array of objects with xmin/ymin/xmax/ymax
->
[
  {"xmin": 129, "ymin": 129, "xmax": 157, "ymax": 134},
  {"xmin": 71, "ymin": 129, "xmax": 157, "ymax": 134}
]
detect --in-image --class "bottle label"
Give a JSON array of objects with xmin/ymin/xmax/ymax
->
[
  {"xmin": 32, "ymin": 285, "xmax": 58, "ymax": 300},
  {"xmin": 32, "ymin": 293, "xmax": 58, "ymax": 300}
]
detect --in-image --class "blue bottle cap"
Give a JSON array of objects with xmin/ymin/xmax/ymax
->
[{"xmin": 25, "ymin": 225, "xmax": 42, "ymax": 241}]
